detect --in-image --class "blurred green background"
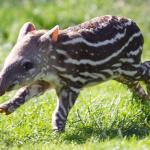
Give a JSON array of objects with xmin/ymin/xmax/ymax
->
[
  {"xmin": 0, "ymin": 0, "xmax": 150, "ymax": 65},
  {"xmin": 0, "ymin": 0, "xmax": 150, "ymax": 149}
]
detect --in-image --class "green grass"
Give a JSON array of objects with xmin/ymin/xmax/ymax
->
[{"xmin": 0, "ymin": 0, "xmax": 150, "ymax": 149}]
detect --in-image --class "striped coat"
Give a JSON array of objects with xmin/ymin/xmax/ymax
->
[{"xmin": 51, "ymin": 15, "xmax": 144, "ymax": 91}]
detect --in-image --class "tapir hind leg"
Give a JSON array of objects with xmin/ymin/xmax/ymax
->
[
  {"xmin": 0, "ymin": 80, "xmax": 50, "ymax": 115},
  {"xmin": 115, "ymin": 76, "xmax": 148, "ymax": 101}
]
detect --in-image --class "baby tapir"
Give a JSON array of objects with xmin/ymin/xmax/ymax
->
[{"xmin": 0, "ymin": 15, "xmax": 150, "ymax": 131}]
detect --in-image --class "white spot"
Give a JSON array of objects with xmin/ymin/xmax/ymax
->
[
  {"xmin": 76, "ymin": 69, "xmax": 79, "ymax": 73},
  {"xmin": 29, "ymin": 68, "xmax": 36, "ymax": 74},
  {"xmin": 90, "ymin": 53, "xmax": 94, "ymax": 56},
  {"xmin": 75, "ymin": 51, "xmax": 79, "ymax": 54},
  {"xmin": 51, "ymin": 55, "xmax": 56, "ymax": 59}
]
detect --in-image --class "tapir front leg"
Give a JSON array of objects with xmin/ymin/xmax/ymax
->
[
  {"xmin": 52, "ymin": 87, "xmax": 80, "ymax": 131},
  {"xmin": 0, "ymin": 80, "xmax": 50, "ymax": 115}
]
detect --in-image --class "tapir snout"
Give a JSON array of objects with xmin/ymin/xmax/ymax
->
[{"xmin": 0, "ymin": 72, "xmax": 17, "ymax": 96}]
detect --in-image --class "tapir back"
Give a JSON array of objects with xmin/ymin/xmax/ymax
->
[{"xmin": 50, "ymin": 15, "xmax": 143, "ymax": 88}]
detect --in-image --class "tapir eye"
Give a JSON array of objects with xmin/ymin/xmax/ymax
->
[{"xmin": 22, "ymin": 61, "xmax": 34, "ymax": 71}]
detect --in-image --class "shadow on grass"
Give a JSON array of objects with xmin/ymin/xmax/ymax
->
[
  {"xmin": 63, "ymin": 123, "xmax": 150, "ymax": 144},
  {"xmin": 62, "ymin": 102, "xmax": 150, "ymax": 144}
]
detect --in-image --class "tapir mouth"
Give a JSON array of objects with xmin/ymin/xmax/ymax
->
[
  {"xmin": 6, "ymin": 83, "xmax": 16, "ymax": 92},
  {"xmin": 0, "ymin": 80, "xmax": 18, "ymax": 96},
  {"xmin": 0, "ymin": 83, "xmax": 15, "ymax": 96}
]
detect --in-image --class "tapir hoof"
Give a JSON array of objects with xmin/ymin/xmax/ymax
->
[
  {"xmin": 0, "ymin": 106, "xmax": 11, "ymax": 115},
  {"xmin": 0, "ymin": 107, "xmax": 7, "ymax": 114},
  {"xmin": 0, "ymin": 91, "xmax": 5, "ymax": 96},
  {"xmin": 0, "ymin": 108, "xmax": 5, "ymax": 113}
]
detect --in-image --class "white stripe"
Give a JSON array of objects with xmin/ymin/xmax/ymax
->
[
  {"xmin": 59, "ymin": 99, "xmax": 67, "ymax": 116},
  {"xmin": 57, "ymin": 111, "xmax": 66, "ymax": 121},
  {"xmin": 132, "ymin": 64, "xmax": 140, "ymax": 68},
  {"xmin": 68, "ymin": 92, "xmax": 74, "ymax": 108},
  {"xmin": 124, "ymin": 20, "xmax": 132, "ymax": 26},
  {"xmin": 53, "ymin": 98, "xmax": 67, "ymax": 117},
  {"xmin": 118, "ymin": 68, "xmax": 137, "ymax": 76},
  {"xmin": 56, "ymin": 49, "xmax": 69, "ymax": 57},
  {"xmin": 62, "ymin": 29, "xmax": 127, "ymax": 47},
  {"xmin": 52, "ymin": 99, "xmax": 61, "ymax": 127},
  {"xmin": 79, "ymin": 72, "xmax": 98, "ymax": 79},
  {"xmin": 112, "ymin": 63, "xmax": 122, "ymax": 67},
  {"xmin": 52, "ymin": 65, "xmax": 66, "ymax": 72},
  {"xmin": 79, "ymin": 72, "xmax": 107, "ymax": 80},
  {"xmin": 120, "ymin": 58, "xmax": 134, "ymax": 63},
  {"xmin": 50, "ymin": 55, "xmax": 56, "ymax": 59},
  {"xmin": 64, "ymin": 32, "xmax": 141, "ymax": 66},
  {"xmin": 135, "ymin": 75, "xmax": 141, "ymax": 79},
  {"xmin": 101, "ymin": 69, "xmax": 113, "ymax": 75},
  {"xmin": 60, "ymin": 74, "xmax": 86, "ymax": 83},
  {"xmin": 69, "ymin": 87, "xmax": 80, "ymax": 93},
  {"xmin": 129, "ymin": 46, "xmax": 142, "ymax": 56},
  {"xmin": 92, "ymin": 73, "xmax": 106, "ymax": 80}
]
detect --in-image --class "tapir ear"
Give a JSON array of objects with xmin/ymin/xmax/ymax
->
[
  {"xmin": 17, "ymin": 22, "xmax": 36, "ymax": 41},
  {"xmin": 50, "ymin": 25, "xmax": 59, "ymax": 42},
  {"xmin": 40, "ymin": 25, "xmax": 59, "ymax": 42}
]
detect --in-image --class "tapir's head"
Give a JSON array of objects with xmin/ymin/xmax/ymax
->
[{"xmin": 0, "ymin": 22, "xmax": 59, "ymax": 96}]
